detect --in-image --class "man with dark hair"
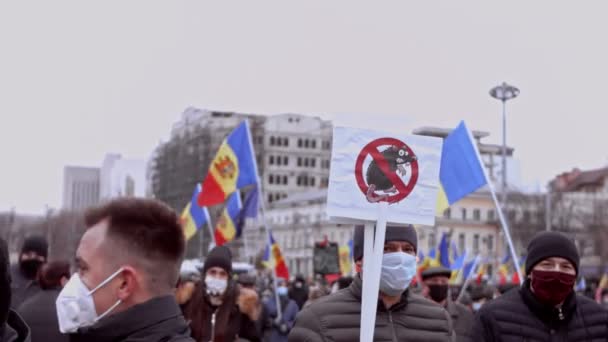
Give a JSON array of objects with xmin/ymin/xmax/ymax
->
[
  {"xmin": 289, "ymin": 225, "xmax": 452, "ymax": 342},
  {"xmin": 1, "ymin": 236, "xmax": 31, "ymax": 341},
  {"xmin": 10, "ymin": 236, "xmax": 48, "ymax": 308},
  {"xmin": 421, "ymin": 266, "xmax": 473, "ymax": 342},
  {"xmin": 473, "ymin": 231, "xmax": 608, "ymax": 341},
  {"xmin": 55, "ymin": 198, "xmax": 194, "ymax": 342}
]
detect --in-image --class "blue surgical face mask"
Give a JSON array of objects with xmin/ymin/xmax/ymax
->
[
  {"xmin": 379, "ymin": 252, "xmax": 417, "ymax": 296},
  {"xmin": 277, "ymin": 286, "xmax": 288, "ymax": 296}
]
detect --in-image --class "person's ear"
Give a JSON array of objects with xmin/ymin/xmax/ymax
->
[{"xmin": 116, "ymin": 267, "xmax": 138, "ymax": 301}]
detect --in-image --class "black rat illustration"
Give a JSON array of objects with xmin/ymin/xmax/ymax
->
[{"xmin": 365, "ymin": 145, "xmax": 417, "ymax": 203}]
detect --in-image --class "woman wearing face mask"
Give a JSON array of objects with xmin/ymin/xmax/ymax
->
[
  {"xmin": 182, "ymin": 246, "xmax": 261, "ymax": 342},
  {"xmin": 261, "ymin": 279, "xmax": 298, "ymax": 342},
  {"xmin": 472, "ymin": 231, "xmax": 608, "ymax": 341},
  {"xmin": 289, "ymin": 225, "xmax": 452, "ymax": 342}
]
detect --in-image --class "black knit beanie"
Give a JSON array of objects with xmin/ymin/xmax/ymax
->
[
  {"xmin": 353, "ymin": 225, "xmax": 418, "ymax": 261},
  {"xmin": 21, "ymin": 235, "xmax": 48, "ymax": 259},
  {"xmin": 203, "ymin": 246, "xmax": 232, "ymax": 275},
  {"xmin": 525, "ymin": 231, "xmax": 579, "ymax": 275}
]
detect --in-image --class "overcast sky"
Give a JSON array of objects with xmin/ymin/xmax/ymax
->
[{"xmin": 1, "ymin": 1, "xmax": 607, "ymax": 214}]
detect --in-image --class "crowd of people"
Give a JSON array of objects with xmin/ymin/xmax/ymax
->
[{"xmin": 1, "ymin": 197, "xmax": 608, "ymax": 342}]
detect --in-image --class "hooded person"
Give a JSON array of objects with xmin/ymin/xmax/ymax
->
[
  {"xmin": 287, "ymin": 275, "xmax": 308, "ymax": 310},
  {"xmin": 0, "ymin": 236, "xmax": 31, "ymax": 342},
  {"xmin": 473, "ymin": 231, "xmax": 608, "ymax": 341},
  {"xmin": 421, "ymin": 266, "xmax": 473, "ymax": 342},
  {"xmin": 182, "ymin": 246, "xmax": 261, "ymax": 342},
  {"xmin": 289, "ymin": 225, "xmax": 453, "ymax": 342},
  {"xmin": 10, "ymin": 236, "xmax": 48, "ymax": 308},
  {"xmin": 262, "ymin": 278, "xmax": 299, "ymax": 342}
]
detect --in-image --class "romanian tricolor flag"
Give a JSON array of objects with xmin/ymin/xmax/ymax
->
[
  {"xmin": 198, "ymin": 121, "xmax": 258, "ymax": 207},
  {"xmin": 214, "ymin": 191, "xmax": 242, "ymax": 246},
  {"xmin": 263, "ymin": 231, "xmax": 290, "ymax": 280},
  {"xmin": 436, "ymin": 121, "xmax": 488, "ymax": 215},
  {"xmin": 180, "ymin": 185, "xmax": 211, "ymax": 240}
]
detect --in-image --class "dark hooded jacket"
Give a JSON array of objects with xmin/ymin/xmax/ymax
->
[
  {"xmin": 1, "ymin": 237, "xmax": 31, "ymax": 342},
  {"xmin": 473, "ymin": 281, "xmax": 608, "ymax": 342},
  {"xmin": 288, "ymin": 275, "xmax": 453, "ymax": 342},
  {"xmin": 69, "ymin": 296, "xmax": 193, "ymax": 342}
]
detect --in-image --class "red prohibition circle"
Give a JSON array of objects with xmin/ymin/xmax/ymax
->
[{"xmin": 354, "ymin": 137, "xmax": 419, "ymax": 204}]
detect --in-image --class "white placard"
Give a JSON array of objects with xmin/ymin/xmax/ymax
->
[{"xmin": 327, "ymin": 126, "xmax": 442, "ymax": 226}]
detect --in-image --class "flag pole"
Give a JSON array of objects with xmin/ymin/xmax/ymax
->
[
  {"xmin": 202, "ymin": 208, "xmax": 213, "ymax": 255},
  {"xmin": 457, "ymin": 255, "xmax": 481, "ymax": 302},
  {"xmin": 464, "ymin": 124, "xmax": 524, "ymax": 285},
  {"xmin": 243, "ymin": 120, "xmax": 284, "ymax": 320}
]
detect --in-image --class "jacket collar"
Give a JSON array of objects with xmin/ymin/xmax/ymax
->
[
  {"xmin": 520, "ymin": 280, "xmax": 577, "ymax": 327},
  {"xmin": 349, "ymin": 275, "xmax": 409, "ymax": 311},
  {"xmin": 72, "ymin": 295, "xmax": 183, "ymax": 341}
]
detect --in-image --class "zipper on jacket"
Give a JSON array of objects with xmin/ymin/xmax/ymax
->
[
  {"xmin": 557, "ymin": 307, "xmax": 564, "ymax": 321},
  {"xmin": 388, "ymin": 310, "xmax": 398, "ymax": 342},
  {"xmin": 210, "ymin": 312, "xmax": 216, "ymax": 342}
]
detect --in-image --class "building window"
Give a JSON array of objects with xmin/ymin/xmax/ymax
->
[
  {"xmin": 311, "ymin": 158, "xmax": 316, "ymax": 168},
  {"xmin": 321, "ymin": 177, "xmax": 329, "ymax": 187},
  {"xmin": 311, "ymin": 140, "xmax": 317, "ymax": 149},
  {"xmin": 487, "ymin": 210, "xmax": 495, "ymax": 221},
  {"xmin": 473, "ymin": 234, "xmax": 480, "ymax": 253},
  {"xmin": 444, "ymin": 209, "xmax": 451, "ymax": 219},
  {"xmin": 270, "ymin": 136, "xmax": 276, "ymax": 146},
  {"xmin": 268, "ymin": 175, "xmax": 274, "ymax": 184},
  {"xmin": 297, "ymin": 157, "xmax": 302, "ymax": 167},
  {"xmin": 458, "ymin": 233, "xmax": 465, "ymax": 253},
  {"xmin": 310, "ymin": 177, "xmax": 316, "ymax": 186},
  {"xmin": 283, "ymin": 137, "xmax": 289, "ymax": 147},
  {"xmin": 304, "ymin": 158, "xmax": 309, "ymax": 167},
  {"xmin": 283, "ymin": 176, "xmax": 288, "ymax": 185},
  {"xmin": 473, "ymin": 209, "xmax": 481, "ymax": 221},
  {"xmin": 283, "ymin": 156, "xmax": 288, "ymax": 165},
  {"xmin": 487, "ymin": 235, "xmax": 494, "ymax": 251},
  {"xmin": 268, "ymin": 194, "xmax": 273, "ymax": 203},
  {"xmin": 298, "ymin": 139, "xmax": 303, "ymax": 148},
  {"xmin": 269, "ymin": 156, "xmax": 274, "ymax": 165},
  {"xmin": 461, "ymin": 208, "xmax": 467, "ymax": 221}
]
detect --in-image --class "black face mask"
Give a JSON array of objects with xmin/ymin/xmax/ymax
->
[
  {"xmin": 428, "ymin": 284, "xmax": 449, "ymax": 303},
  {"xmin": 20, "ymin": 259, "xmax": 43, "ymax": 279}
]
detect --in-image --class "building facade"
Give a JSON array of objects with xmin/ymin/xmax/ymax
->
[
  {"xmin": 62, "ymin": 166, "xmax": 100, "ymax": 210},
  {"xmin": 100, "ymin": 154, "xmax": 146, "ymax": 200}
]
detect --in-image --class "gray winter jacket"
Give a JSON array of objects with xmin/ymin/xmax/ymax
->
[{"xmin": 288, "ymin": 276, "xmax": 454, "ymax": 342}]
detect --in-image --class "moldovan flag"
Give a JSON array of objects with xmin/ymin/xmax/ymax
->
[
  {"xmin": 214, "ymin": 191, "xmax": 242, "ymax": 246},
  {"xmin": 263, "ymin": 232, "xmax": 290, "ymax": 280},
  {"xmin": 180, "ymin": 184, "xmax": 211, "ymax": 240},
  {"xmin": 436, "ymin": 121, "xmax": 488, "ymax": 215},
  {"xmin": 198, "ymin": 121, "xmax": 258, "ymax": 207}
]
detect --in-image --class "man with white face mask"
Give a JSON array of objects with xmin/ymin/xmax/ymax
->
[
  {"xmin": 289, "ymin": 225, "xmax": 453, "ymax": 342},
  {"xmin": 56, "ymin": 198, "xmax": 194, "ymax": 342}
]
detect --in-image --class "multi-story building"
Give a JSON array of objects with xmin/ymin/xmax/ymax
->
[
  {"xmin": 100, "ymin": 154, "xmax": 146, "ymax": 200},
  {"xmin": 62, "ymin": 166, "xmax": 100, "ymax": 210}
]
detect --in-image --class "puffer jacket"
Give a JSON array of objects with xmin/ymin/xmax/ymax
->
[
  {"xmin": 446, "ymin": 299, "xmax": 473, "ymax": 342},
  {"xmin": 288, "ymin": 275, "xmax": 453, "ymax": 342},
  {"xmin": 473, "ymin": 281, "xmax": 608, "ymax": 342}
]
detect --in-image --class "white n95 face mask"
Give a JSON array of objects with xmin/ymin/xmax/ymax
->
[
  {"xmin": 55, "ymin": 268, "xmax": 124, "ymax": 333},
  {"xmin": 379, "ymin": 252, "xmax": 417, "ymax": 297}
]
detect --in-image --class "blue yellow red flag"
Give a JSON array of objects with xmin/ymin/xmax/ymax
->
[
  {"xmin": 198, "ymin": 121, "xmax": 258, "ymax": 207},
  {"xmin": 180, "ymin": 184, "xmax": 211, "ymax": 240},
  {"xmin": 267, "ymin": 231, "xmax": 289, "ymax": 280},
  {"xmin": 436, "ymin": 121, "xmax": 488, "ymax": 215},
  {"xmin": 214, "ymin": 191, "xmax": 242, "ymax": 246}
]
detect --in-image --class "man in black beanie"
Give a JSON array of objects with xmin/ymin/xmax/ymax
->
[
  {"xmin": 0, "ymin": 237, "xmax": 31, "ymax": 341},
  {"xmin": 473, "ymin": 231, "xmax": 608, "ymax": 341},
  {"xmin": 10, "ymin": 236, "xmax": 48, "ymax": 308},
  {"xmin": 289, "ymin": 225, "xmax": 452, "ymax": 342}
]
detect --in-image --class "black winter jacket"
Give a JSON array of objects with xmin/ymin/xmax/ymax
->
[
  {"xmin": 473, "ymin": 282, "xmax": 608, "ymax": 342},
  {"xmin": 288, "ymin": 275, "xmax": 453, "ymax": 342},
  {"xmin": 446, "ymin": 299, "xmax": 474, "ymax": 342},
  {"xmin": 70, "ymin": 295, "xmax": 194, "ymax": 342},
  {"xmin": 17, "ymin": 288, "xmax": 67, "ymax": 342}
]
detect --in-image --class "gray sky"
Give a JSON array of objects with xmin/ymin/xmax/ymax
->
[{"xmin": 2, "ymin": 1, "xmax": 607, "ymax": 214}]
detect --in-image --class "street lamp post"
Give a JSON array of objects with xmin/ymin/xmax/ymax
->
[{"xmin": 489, "ymin": 82, "xmax": 520, "ymax": 208}]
